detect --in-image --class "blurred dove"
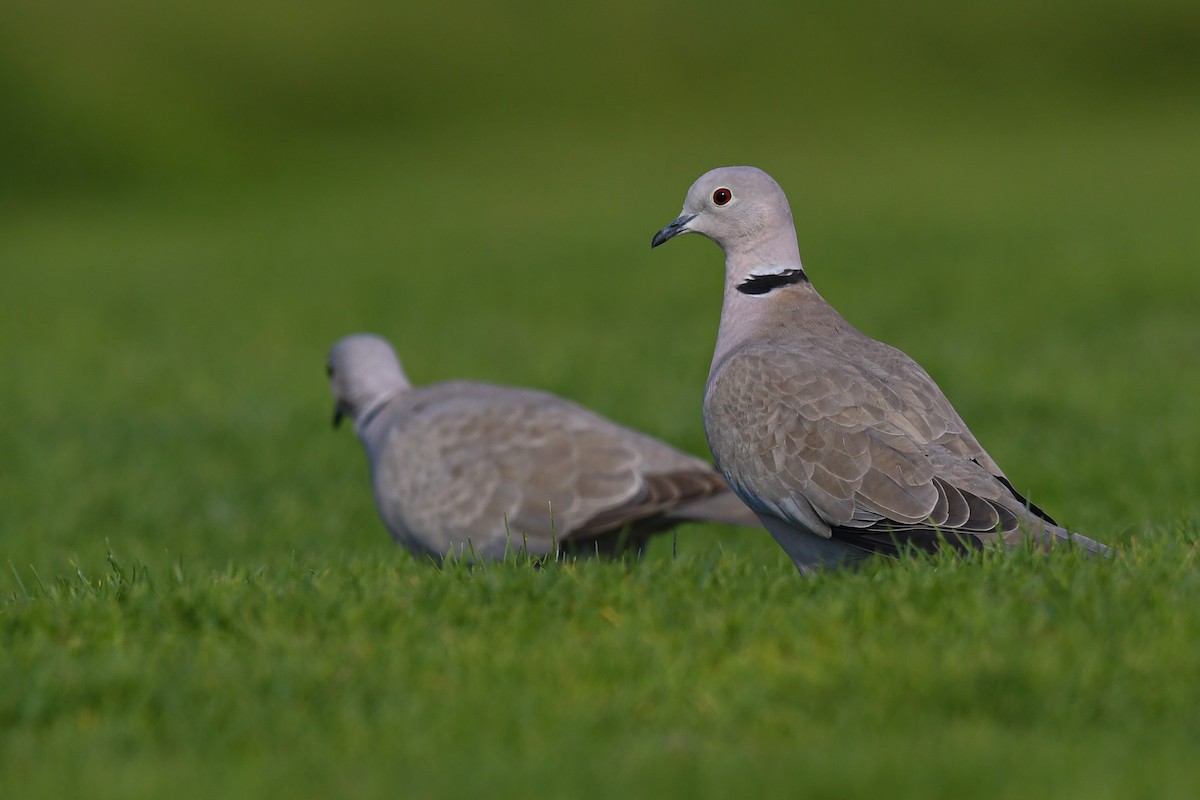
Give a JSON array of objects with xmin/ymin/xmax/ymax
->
[{"xmin": 327, "ymin": 333, "xmax": 759, "ymax": 561}]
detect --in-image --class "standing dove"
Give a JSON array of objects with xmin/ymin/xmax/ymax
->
[
  {"xmin": 651, "ymin": 166, "xmax": 1111, "ymax": 573},
  {"xmin": 327, "ymin": 333, "xmax": 758, "ymax": 561}
]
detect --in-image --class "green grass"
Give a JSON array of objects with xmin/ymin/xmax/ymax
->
[
  {"xmin": 3, "ymin": 1, "xmax": 1200, "ymax": 797},
  {"xmin": 6, "ymin": 538, "xmax": 1200, "ymax": 798}
]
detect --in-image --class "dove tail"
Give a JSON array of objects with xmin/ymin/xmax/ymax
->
[
  {"xmin": 666, "ymin": 492, "xmax": 762, "ymax": 528},
  {"xmin": 1043, "ymin": 524, "xmax": 1115, "ymax": 558}
]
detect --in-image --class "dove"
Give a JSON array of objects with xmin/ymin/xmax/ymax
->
[
  {"xmin": 327, "ymin": 333, "xmax": 758, "ymax": 561},
  {"xmin": 651, "ymin": 166, "xmax": 1111, "ymax": 573}
]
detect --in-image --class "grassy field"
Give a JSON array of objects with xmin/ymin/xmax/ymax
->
[{"xmin": 3, "ymin": 1, "xmax": 1200, "ymax": 797}]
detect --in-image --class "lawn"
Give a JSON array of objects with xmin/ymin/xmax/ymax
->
[{"xmin": 2, "ymin": 2, "xmax": 1199, "ymax": 797}]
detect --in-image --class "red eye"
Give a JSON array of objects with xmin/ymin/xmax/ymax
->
[{"xmin": 712, "ymin": 188, "xmax": 732, "ymax": 206}]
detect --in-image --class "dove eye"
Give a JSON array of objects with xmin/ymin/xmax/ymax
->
[{"xmin": 712, "ymin": 188, "xmax": 732, "ymax": 206}]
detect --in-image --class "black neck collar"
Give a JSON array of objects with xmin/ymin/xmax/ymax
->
[{"xmin": 736, "ymin": 268, "xmax": 808, "ymax": 295}]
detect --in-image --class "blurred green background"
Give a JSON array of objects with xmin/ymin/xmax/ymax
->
[
  {"xmin": 2, "ymin": 0, "xmax": 1199, "ymax": 568},
  {"xmin": 4, "ymin": 3, "xmax": 1200, "ymax": 798}
]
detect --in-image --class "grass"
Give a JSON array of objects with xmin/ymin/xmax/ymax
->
[
  {"xmin": 2, "ymin": 1, "xmax": 1200, "ymax": 797},
  {"xmin": 5, "ymin": 537, "xmax": 1200, "ymax": 798}
]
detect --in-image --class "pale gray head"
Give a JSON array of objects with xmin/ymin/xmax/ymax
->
[
  {"xmin": 651, "ymin": 166, "xmax": 805, "ymax": 291},
  {"xmin": 327, "ymin": 333, "xmax": 411, "ymax": 429}
]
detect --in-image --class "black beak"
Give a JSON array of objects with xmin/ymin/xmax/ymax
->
[
  {"xmin": 333, "ymin": 403, "xmax": 347, "ymax": 429},
  {"xmin": 651, "ymin": 213, "xmax": 696, "ymax": 248}
]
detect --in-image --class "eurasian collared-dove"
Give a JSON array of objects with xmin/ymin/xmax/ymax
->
[
  {"xmin": 327, "ymin": 333, "xmax": 759, "ymax": 561},
  {"xmin": 651, "ymin": 166, "xmax": 1111, "ymax": 573}
]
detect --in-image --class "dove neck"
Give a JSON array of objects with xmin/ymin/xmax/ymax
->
[
  {"xmin": 709, "ymin": 257, "xmax": 814, "ymax": 375},
  {"xmin": 354, "ymin": 391, "xmax": 403, "ymax": 451},
  {"xmin": 730, "ymin": 223, "xmax": 803, "ymax": 272}
]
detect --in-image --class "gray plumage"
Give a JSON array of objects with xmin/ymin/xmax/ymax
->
[
  {"xmin": 652, "ymin": 166, "xmax": 1111, "ymax": 573},
  {"xmin": 327, "ymin": 333, "xmax": 758, "ymax": 561}
]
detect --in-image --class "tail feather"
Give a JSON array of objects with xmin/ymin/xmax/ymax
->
[
  {"xmin": 666, "ymin": 491, "xmax": 762, "ymax": 528},
  {"xmin": 1040, "ymin": 523, "xmax": 1115, "ymax": 558}
]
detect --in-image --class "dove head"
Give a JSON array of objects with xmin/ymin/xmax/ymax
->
[
  {"xmin": 327, "ymin": 334, "xmax": 411, "ymax": 430},
  {"xmin": 651, "ymin": 166, "xmax": 804, "ymax": 282}
]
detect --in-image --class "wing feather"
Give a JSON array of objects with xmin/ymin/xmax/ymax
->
[{"xmin": 704, "ymin": 336, "xmax": 1038, "ymax": 554}]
